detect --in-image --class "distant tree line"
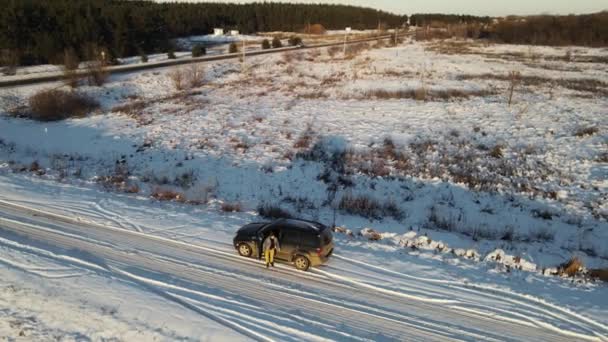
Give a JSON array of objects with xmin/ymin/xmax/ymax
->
[
  {"xmin": 410, "ymin": 14, "xmax": 492, "ymax": 26},
  {"xmin": 492, "ymin": 12, "xmax": 608, "ymax": 47},
  {"xmin": 0, "ymin": 0, "xmax": 406, "ymax": 66}
]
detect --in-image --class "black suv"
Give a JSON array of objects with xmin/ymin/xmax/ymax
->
[{"xmin": 233, "ymin": 218, "xmax": 334, "ymax": 271}]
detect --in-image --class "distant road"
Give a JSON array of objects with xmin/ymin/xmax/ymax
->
[{"xmin": 0, "ymin": 33, "xmax": 408, "ymax": 88}]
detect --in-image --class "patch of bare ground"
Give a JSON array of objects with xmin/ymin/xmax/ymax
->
[{"xmin": 457, "ymin": 73, "xmax": 608, "ymax": 96}]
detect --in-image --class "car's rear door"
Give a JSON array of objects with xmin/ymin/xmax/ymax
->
[{"xmin": 276, "ymin": 228, "xmax": 299, "ymax": 261}]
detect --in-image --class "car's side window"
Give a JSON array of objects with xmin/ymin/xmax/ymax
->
[{"xmin": 281, "ymin": 229, "xmax": 300, "ymax": 246}]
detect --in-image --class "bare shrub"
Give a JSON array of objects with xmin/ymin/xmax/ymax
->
[
  {"xmin": 221, "ymin": 202, "xmax": 242, "ymax": 212},
  {"xmin": 257, "ymin": 203, "xmax": 292, "ymax": 219},
  {"xmin": 27, "ymin": 89, "xmax": 98, "ymax": 121},
  {"xmin": 339, "ymin": 194, "xmax": 383, "ymax": 220},
  {"xmin": 272, "ymin": 37, "xmax": 283, "ymax": 48},
  {"xmin": 428, "ymin": 205, "xmax": 457, "ymax": 232},
  {"xmin": 229, "ymin": 42, "xmax": 238, "ymax": 54},
  {"xmin": 187, "ymin": 64, "xmax": 205, "ymax": 88},
  {"xmin": 574, "ymin": 126, "xmax": 599, "ymax": 137},
  {"xmin": 507, "ymin": 71, "xmax": 521, "ymax": 106},
  {"xmin": 192, "ymin": 44, "xmax": 206, "ymax": 57},
  {"xmin": 169, "ymin": 67, "xmax": 186, "ymax": 91},
  {"xmin": 85, "ymin": 60, "xmax": 108, "ymax": 86},
  {"xmin": 83, "ymin": 44, "xmax": 110, "ymax": 86},
  {"xmin": 558, "ymin": 257, "xmax": 584, "ymax": 277},
  {"xmin": 261, "ymin": 39, "xmax": 271, "ymax": 50},
  {"xmin": 288, "ymin": 36, "xmax": 303, "ymax": 46},
  {"xmin": 338, "ymin": 194, "xmax": 403, "ymax": 221},
  {"xmin": 489, "ymin": 145, "xmax": 504, "ymax": 159}
]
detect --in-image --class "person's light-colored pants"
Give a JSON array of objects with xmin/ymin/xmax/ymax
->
[{"xmin": 264, "ymin": 249, "xmax": 275, "ymax": 265}]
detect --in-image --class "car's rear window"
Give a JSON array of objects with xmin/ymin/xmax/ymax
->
[{"xmin": 301, "ymin": 232, "xmax": 320, "ymax": 247}]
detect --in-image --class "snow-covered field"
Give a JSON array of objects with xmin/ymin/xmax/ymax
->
[{"xmin": 0, "ymin": 37, "xmax": 607, "ymax": 339}]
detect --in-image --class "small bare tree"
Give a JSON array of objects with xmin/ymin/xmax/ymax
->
[
  {"xmin": 507, "ymin": 71, "xmax": 521, "ymax": 107},
  {"xmin": 63, "ymin": 48, "xmax": 80, "ymax": 88},
  {"xmin": 187, "ymin": 64, "xmax": 204, "ymax": 88},
  {"xmin": 85, "ymin": 44, "xmax": 109, "ymax": 86}
]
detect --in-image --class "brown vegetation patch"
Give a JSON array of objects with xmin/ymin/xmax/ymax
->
[
  {"xmin": 151, "ymin": 188, "xmax": 186, "ymax": 202},
  {"xmin": 25, "ymin": 89, "xmax": 99, "ymax": 121},
  {"xmin": 354, "ymin": 88, "xmax": 495, "ymax": 101},
  {"xmin": 457, "ymin": 73, "xmax": 608, "ymax": 96},
  {"xmin": 574, "ymin": 126, "xmax": 599, "ymax": 137},
  {"xmin": 589, "ymin": 269, "xmax": 608, "ymax": 282},
  {"xmin": 558, "ymin": 257, "xmax": 584, "ymax": 277},
  {"xmin": 221, "ymin": 202, "xmax": 242, "ymax": 212}
]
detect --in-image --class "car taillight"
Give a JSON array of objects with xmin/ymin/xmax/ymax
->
[{"xmin": 316, "ymin": 247, "xmax": 322, "ymax": 256}]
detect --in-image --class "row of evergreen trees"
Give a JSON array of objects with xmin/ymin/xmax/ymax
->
[
  {"xmin": 0, "ymin": 0, "xmax": 405, "ymax": 66},
  {"xmin": 493, "ymin": 13, "xmax": 608, "ymax": 47},
  {"xmin": 409, "ymin": 14, "xmax": 492, "ymax": 26}
]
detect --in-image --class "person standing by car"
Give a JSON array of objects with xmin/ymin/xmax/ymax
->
[{"xmin": 263, "ymin": 232, "xmax": 280, "ymax": 268}]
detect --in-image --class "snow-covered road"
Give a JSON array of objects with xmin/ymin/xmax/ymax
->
[{"xmin": 0, "ymin": 199, "xmax": 606, "ymax": 341}]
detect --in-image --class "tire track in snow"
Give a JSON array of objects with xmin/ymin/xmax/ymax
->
[
  {"xmin": 0, "ymin": 199, "xmax": 600, "ymax": 341},
  {"xmin": 332, "ymin": 254, "xmax": 608, "ymax": 341}
]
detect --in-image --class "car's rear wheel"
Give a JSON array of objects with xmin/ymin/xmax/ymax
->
[
  {"xmin": 238, "ymin": 243, "xmax": 252, "ymax": 257},
  {"xmin": 294, "ymin": 255, "xmax": 310, "ymax": 271}
]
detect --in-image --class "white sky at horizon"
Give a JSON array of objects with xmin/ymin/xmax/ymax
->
[{"xmin": 155, "ymin": 0, "xmax": 608, "ymax": 16}]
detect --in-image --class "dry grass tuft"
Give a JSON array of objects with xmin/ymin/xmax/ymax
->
[
  {"xmin": 169, "ymin": 67, "xmax": 186, "ymax": 91},
  {"xmin": 151, "ymin": 188, "xmax": 185, "ymax": 202},
  {"xmin": 558, "ymin": 257, "xmax": 584, "ymax": 277}
]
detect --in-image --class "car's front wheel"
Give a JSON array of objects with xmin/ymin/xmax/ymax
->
[
  {"xmin": 238, "ymin": 243, "xmax": 252, "ymax": 257},
  {"xmin": 294, "ymin": 255, "xmax": 310, "ymax": 271}
]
